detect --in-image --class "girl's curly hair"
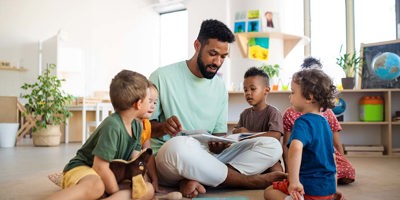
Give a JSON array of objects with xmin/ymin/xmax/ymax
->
[{"xmin": 292, "ymin": 68, "xmax": 338, "ymax": 112}]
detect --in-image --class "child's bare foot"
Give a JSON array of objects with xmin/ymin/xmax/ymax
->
[
  {"xmin": 179, "ymin": 179, "xmax": 206, "ymax": 198},
  {"xmin": 335, "ymin": 191, "xmax": 345, "ymax": 200}
]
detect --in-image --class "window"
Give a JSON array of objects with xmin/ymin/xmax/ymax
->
[
  {"xmin": 159, "ymin": 10, "xmax": 188, "ymax": 66},
  {"xmin": 310, "ymin": 0, "xmax": 346, "ymax": 85}
]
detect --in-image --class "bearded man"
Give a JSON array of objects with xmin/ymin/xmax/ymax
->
[{"xmin": 149, "ymin": 19, "xmax": 286, "ymax": 198}]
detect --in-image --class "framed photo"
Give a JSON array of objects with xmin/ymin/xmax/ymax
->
[
  {"xmin": 247, "ymin": 20, "xmax": 260, "ymax": 32},
  {"xmin": 234, "ymin": 11, "xmax": 247, "ymax": 33},
  {"xmin": 360, "ymin": 39, "xmax": 400, "ymax": 89},
  {"xmin": 234, "ymin": 21, "xmax": 246, "ymax": 33},
  {"xmin": 261, "ymin": 11, "xmax": 280, "ymax": 31}
]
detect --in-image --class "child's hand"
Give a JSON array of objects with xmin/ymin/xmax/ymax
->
[
  {"xmin": 288, "ymin": 181, "xmax": 304, "ymax": 200},
  {"xmin": 208, "ymin": 141, "xmax": 231, "ymax": 154}
]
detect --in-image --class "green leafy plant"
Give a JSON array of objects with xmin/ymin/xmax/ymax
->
[
  {"xmin": 336, "ymin": 46, "xmax": 361, "ymax": 78},
  {"xmin": 21, "ymin": 64, "xmax": 74, "ymax": 131},
  {"xmin": 259, "ymin": 63, "xmax": 280, "ymax": 78}
]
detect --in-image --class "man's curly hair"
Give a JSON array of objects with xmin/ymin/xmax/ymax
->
[
  {"xmin": 292, "ymin": 68, "xmax": 337, "ymax": 112},
  {"xmin": 197, "ymin": 19, "xmax": 235, "ymax": 45}
]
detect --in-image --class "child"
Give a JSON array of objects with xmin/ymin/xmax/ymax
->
[
  {"xmin": 232, "ymin": 66, "xmax": 284, "ymax": 172},
  {"xmin": 46, "ymin": 70, "xmax": 154, "ymax": 200},
  {"xmin": 133, "ymin": 82, "xmax": 159, "ymax": 192},
  {"xmin": 140, "ymin": 82, "xmax": 158, "ymax": 151},
  {"xmin": 282, "ymin": 57, "xmax": 355, "ymax": 184},
  {"xmin": 264, "ymin": 68, "xmax": 338, "ymax": 200}
]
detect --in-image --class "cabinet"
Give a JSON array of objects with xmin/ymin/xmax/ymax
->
[
  {"xmin": 235, "ymin": 32, "xmax": 309, "ymax": 58},
  {"xmin": 227, "ymin": 89, "xmax": 400, "ymax": 156}
]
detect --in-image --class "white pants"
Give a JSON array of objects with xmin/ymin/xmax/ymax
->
[{"xmin": 155, "ymin": 136, "xmax": 282, "ymax": 187}]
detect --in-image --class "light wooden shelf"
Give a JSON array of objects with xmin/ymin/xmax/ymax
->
[
  {"xmin": 340, "ymin": 121, "xmax": 390, "ymax": 125},
  {"xmin": 392, "ymin": 121, "xmax": 400, "ymax": 125},
  {"xmin": 235, "ymin": 32, "xmax": 309, "ymax": 58},
  {"xmin": 0, "ymin": 66, "xmax": 27, "ymax": 72},
  {"xmin": 228, "ymin": 90, "xmax": 291, "ymax": 94}
]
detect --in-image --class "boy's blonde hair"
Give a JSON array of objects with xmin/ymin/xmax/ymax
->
[{"xmin": 109, "ymin": 70, "xmax": 150, "ymax": 112}]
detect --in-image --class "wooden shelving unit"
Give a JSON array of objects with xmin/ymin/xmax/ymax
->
[
  {"xmin": 235, "ymin": 32, "xmax": 309, "ymax": 58},
  {"xmin": 228, "ymin": 89, "xmax": 400, "ymax": 156},
  {"xmin": 0, "ymin": 66, "xmax": 27, "ymax": 72}
]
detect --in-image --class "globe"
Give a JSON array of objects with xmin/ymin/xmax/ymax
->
[
  {"xmin": 371, "ymin": 52, "xmax": 400, "ymax": 81},
  {"xmin": 333, "ymin": 98, "xmax": 346, "ymax": 115}
]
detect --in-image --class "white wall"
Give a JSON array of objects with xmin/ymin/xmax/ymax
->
[
  {"xmin": 0, "ymin": 0, "xmax": 160, "ymax": 97},
  {"xmin": 0, "ymin": 0, "xmax": 305, "ymax": 97}
]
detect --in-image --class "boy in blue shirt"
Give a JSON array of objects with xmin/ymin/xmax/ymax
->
[{"xmin": 264, "ymin": 69, "xmax": 339, "ymax": 200}]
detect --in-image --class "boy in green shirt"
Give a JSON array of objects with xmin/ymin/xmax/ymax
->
[{"xmin": 46, "ymin": 70, "xmax": 153, "ymax": 200}]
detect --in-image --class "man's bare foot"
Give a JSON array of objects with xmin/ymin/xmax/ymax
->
[
  {"xmin": 179, "ymin": 179, "xmax": 206, "ymax": 198},
  {"xmin": 250, "ymin": 171, "xmax": 287, "ymax": 189}
]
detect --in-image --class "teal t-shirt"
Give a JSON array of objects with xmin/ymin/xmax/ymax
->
[
  {"xmin": 63, "ymin": 113, "xmax": 142, "ymax": 172},
  {"xmin": 149, "ymin": 61, "xmax": 228, "ymax": 154}
]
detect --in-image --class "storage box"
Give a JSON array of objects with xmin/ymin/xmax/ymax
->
[{"xmin": 359, "ymin": 96, "xmax": 384, "ymax": 121}]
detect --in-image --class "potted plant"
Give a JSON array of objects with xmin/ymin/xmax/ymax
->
[
  {"xmin": 20, "ymin": 64, "xmax": 74, "ymax": 146},
  {"xmin": 259, "ymin": 63, "xmax": 280, "ymax": 90},
  {"xmin": 336, "ymin": 46, "xmax": 361, "ymax": 89}
]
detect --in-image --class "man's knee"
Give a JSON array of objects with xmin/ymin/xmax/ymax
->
[{"xmin": 258, "ymin": 137, "xmax": 283, "ymax": 159}]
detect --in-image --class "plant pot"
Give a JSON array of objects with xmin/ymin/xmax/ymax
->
[
  {"xmin": 32, "ymin": 125, "xmax": 61, "ymax": 147},
  {"xmin": 341, "ymin": 77, "xmax": 355, "ymax": 89},
  {"xmin": 0, "ymin": 123, "xmax": 19, "ymax": 148}
]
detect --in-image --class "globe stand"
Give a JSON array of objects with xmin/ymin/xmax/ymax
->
[{"xmin": 336, "ymin": 114, "xmax": 344, "ymax": 122}]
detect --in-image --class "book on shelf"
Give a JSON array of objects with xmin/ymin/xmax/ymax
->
[
  {"xmin": 343, "ymin": 145, "xmax": 384, "ymax": 152},
  {"xmin": 346, "ymin": 151, "xmax": 383, "ymax": 156}
]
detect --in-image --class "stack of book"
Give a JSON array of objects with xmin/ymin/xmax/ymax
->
[
  {"xmin": 392, "ymin": 148, "xmax": 400, "ymax": 156},
  {"xmin": 344, "ymin": 145, "xmax": 384, "ymax": 156}
]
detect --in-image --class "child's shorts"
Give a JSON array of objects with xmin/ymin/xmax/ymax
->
[
  {"xmin": 273, "ymin": 180, "xmax": 335, "ymax": 200},
  {"xmin": 62, "ymin": 166, "xmax": 99, "ymax": 189}
]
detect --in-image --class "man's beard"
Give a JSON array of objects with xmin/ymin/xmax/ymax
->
[{"xmin": 197, "ymin": 51, "xmax": 220, "ymax": 79}]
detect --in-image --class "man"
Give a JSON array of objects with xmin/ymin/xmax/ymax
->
[{"xmin": 149, "ymin": 19, "xmax": 286, "ymax": 198}]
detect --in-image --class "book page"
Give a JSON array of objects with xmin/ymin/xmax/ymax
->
[{"xmin": 190, "ymin": 133, "xmax": 238, "ymax": 144}]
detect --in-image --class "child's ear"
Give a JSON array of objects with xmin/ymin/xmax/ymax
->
[
  {"xmin": 133, "ymin": 99, "xmax": 143, "ymax": 110},
  {"xmin": 264, "ymin": 86, "xmax": 271, "ymax": 94}
]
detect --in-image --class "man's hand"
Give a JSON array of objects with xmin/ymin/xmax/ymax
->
[
  {"xmin": 162, "ymin": 116, "xmax": 183, "ymax": 137},
  {"xmin": 208, "ymin": 141, "xmax": 231, "ymax": 154}
]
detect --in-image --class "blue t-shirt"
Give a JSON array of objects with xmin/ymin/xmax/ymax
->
[
  {"xmin": 149, "ymin": 61, "xmax": 228, "ymax": 154},
  {"xmin": 288, "ymin": 113, "xmax": 336, "ymax": 196}
]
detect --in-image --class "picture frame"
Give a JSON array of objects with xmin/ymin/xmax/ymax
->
[
  {"xmin": 261, "ymin": 11, "xmax": 280, "ymax": 31},
  {"xmin": 360, "ymin": 39, "xmax": 400, "ymax": 89},
  {"xmin": 234, "ymin": 21, "xmax": 246, "ymax": 33},
  {"xmin": 247, "ymin": 20, "xmax": 260, "ymax": 32}
]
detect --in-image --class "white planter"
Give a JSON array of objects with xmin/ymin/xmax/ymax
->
[{"xmin": 0, "ymin": 123, "xmax": 19, "ymax": 148}]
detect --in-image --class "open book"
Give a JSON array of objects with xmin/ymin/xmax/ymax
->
[
  {"xmin": 181, "ymin": 130, "xmax": 237, "ymax": 143},
  {"xmin": 181, "ymin": 130, "xmax": 266, "ymax": 144}
]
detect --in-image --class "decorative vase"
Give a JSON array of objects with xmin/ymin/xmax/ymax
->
[
  {"xmin": 32, "ymin": 125, "xmax": 61, "ymax": 146},
  {"xmin": 341, "ymin": 77, "xmax": 355, "ymax": 89}
]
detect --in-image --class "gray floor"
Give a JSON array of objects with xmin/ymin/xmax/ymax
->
[{"xmin": 1, "ymin": 139, "xmax": 400, "ymax": 200}]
